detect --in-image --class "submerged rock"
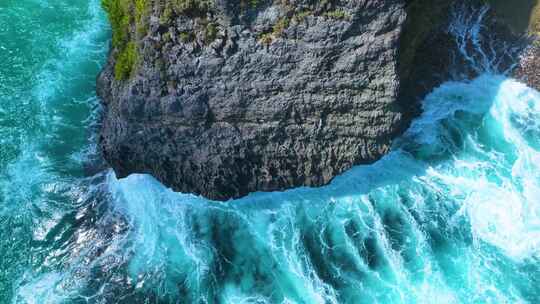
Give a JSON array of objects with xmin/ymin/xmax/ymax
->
[{"xmin": 97, "ymin": 0, "xmax": 526, "ymax": 200}]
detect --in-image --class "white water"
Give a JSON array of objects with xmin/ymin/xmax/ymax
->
[
  {"xmin": 96, "ymin": 74, "xmax": 540, "ymax": 303},
  {"xmin": 5, "ymin": 2, "xmax": 540, "ymax": 303}
]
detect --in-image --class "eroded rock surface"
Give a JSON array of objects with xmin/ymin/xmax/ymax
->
[{"xmin": 97, "ymin": 0, "xmax": 526, "ymax": 200}]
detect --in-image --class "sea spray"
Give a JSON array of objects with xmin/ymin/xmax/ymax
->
[
  {"xmin": 97, "ymin": 75, "xmax": 540, "ymax": 303},
  {"xmin": 4, "ymin": 2, "xmax": 540, "ymax": 303}
]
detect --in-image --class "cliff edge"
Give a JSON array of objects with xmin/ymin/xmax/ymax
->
[{"xmin": 97, "ymin": 0, "xmax": 526, "ymax": 200}]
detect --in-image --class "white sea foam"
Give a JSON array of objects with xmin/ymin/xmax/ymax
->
[{"xmin": 11, "ymin": 2, "xmax": 540, "ymax": 303}]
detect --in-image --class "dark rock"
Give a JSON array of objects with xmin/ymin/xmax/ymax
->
[
  {"xmin": 97, "ymin": 0, "xmax": 525, "ymax": 201},
  {"xmin": 516, "ymin": 42, "xmax": 540, "ymax": 90}
]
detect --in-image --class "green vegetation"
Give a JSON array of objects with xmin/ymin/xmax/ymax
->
[
  {"xmin": 134, "ymin": 0, "xmax": 149, "ymax": 35},
  {"xmin": 163, "ymin": 31, "xmax": 172, "ymax": 42},
  {"xmin": 102, "ymin": 0, "xmax": 137, "ymax": 80},
  {"xmin": 170, "ymin": 0, "xmax": 213, "ymax": 15},
  {"xmin": 259, "ymin": 16, "xmax": 290, "ymax": 45},
  {"xmin": 160, "ymin": 5, "xmax": 173, "ymax": 24},
  {"xmin": 204, "ymin": 22, "xmax": 218, "ymax": 44},
  {"xmin": 102, "ymin": 0, "xmax": 149, "ymax": 80},
  {"xmin": 273, "ymin": 17, "xmax": 290, "ymax": 35},
  {"xmin": 160, "ymin": 0, "xmax": 217, "ymax": 46},
  {"xmin": 134, "ymin": 0, "xmax": 147, "ymax": 23},
  {"xmin": 179, "ymin": 31, "xmax": 194, "ymax": 42},
  {"xmin": 101, "ymin": 0, "xmax": 130, "ymax": 48},
  {"xmin": 114, "ymin": 42, "xmax": 138, "ymax": 80},
  {"xmin": 323, "ymin": 9, "xmax": 350, "ymax": 20}
]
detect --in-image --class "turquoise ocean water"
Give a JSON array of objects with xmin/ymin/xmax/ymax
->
[{"xmin": 1, "ymin": 0, "xmax": 540, "ymax": 303}]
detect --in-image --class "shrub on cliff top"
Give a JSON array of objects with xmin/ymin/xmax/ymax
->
[
  {"xmin": 204, "ymin": 22, "xmax": 218, "ymax": 44},
  {"xmin": 114, "ymin": 42, "xmax": 138, "ymax": 80},
  {"xmin": 135, "ymin": 0, "xmax": 149, "ymax": 36},
  {"xmin": 134, "ymin": 0, "xmax": 147, "ymax": 22},
  {"xmin": 102, "ymin": 0, "xmax": 148, "ymax": 80},
  {"xmin": 324, "ymin": 9, "xmax": 351, "ymax": 20},
  {"xmin": 101, "ymin": 0, "xmax": 130, "ymax": 48}
]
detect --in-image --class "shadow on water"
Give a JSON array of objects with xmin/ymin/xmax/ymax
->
[
  {"xmin": 488, "ymin": 0, "xmax": 540, "ymax": 33},
  {"xmin": 100, "ymin": 71, "xmax": 540, "ymax": 303}
]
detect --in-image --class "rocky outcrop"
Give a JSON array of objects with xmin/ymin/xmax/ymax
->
[
  {"xmin": 97, "ymin": 0, "xmax": 527, "ymax": 200},
  {"xmin": 516, "ymin": 43, "xmax": 540, "ymax": 89},
  {"xmin": 98, "ymin": 0, "xmax": 408, "ymax": 200}
]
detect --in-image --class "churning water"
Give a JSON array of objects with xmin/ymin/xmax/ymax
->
[{"xmin": 1, "ymin": 0, "xmax": 540, "ymax": 303}]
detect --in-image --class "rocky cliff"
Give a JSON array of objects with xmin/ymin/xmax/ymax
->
[{"xmin": 97, "ymin": 0, "xmax": 527, "ymax": 200}]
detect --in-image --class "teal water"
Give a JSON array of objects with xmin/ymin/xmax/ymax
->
[
  {"xmin": 0, "ymin": 0, "xmax": 109, "ymax": 301},
  {"xmin": 1, "ymin": 1, "xmax": 540, "ymax": 303}
]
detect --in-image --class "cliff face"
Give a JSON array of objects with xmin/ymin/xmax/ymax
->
[
  {"xmin": 98, "ymin": 0, "xmax": 408, "ymax": 200},
  {"xmin": 97, "ymin": 0, "xmax": 524, "ymax": 200}
]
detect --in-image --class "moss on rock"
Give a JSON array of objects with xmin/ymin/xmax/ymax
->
[
  {"xmin": 114, "ymin": 42, "xmax": 138, "ymax": 80},
  {"xmin": 102, "ymin": 0, "xmax": 149, "ymax": 80}
]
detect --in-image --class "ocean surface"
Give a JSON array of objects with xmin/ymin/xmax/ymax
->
[{"xmin": 1, "ymin": 0, "xmax": 540, "ymax": 303}]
